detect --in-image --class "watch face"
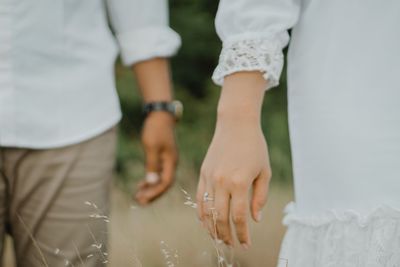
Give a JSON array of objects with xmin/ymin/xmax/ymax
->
[{"xmin": 172, "ymin": 100, "xmax": 183, "ymax": 120}]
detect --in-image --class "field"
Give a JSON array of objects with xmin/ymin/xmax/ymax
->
[
  {"xmin": 3, "ymin": 59, "xmax": 293, "ymax": 266},
  {"xmin": 3, "ymin": 183, "xmax": 292, "ymax": 267}
]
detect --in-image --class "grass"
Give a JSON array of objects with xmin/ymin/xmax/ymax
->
[
  {"xmin": 109, "ymin": 182, "xmax": 293, "ymax": 266},
  {"xmin": 3, "ymin": 183, "xmax": 293, "ymax": 267},
  {"xmin": 2, "ymin": 63, "xmax": 294, "ymax": 266}
]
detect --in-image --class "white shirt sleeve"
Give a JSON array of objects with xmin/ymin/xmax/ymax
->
[
  {"xmin": 107, "ymin": 0, "xmax": 181, "ymax": 66},
  {"xmin": 213, "ymin": 0, "xmax": 300, "ymax": 90}
]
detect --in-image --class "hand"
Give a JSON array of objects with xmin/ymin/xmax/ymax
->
[
  {"xmin": 196, "ymin": 71, "xmax": 271, "ymax": 249},
  {"xmin": 197, "ymin": 116, "xmax": 271, "ymax": 248},
  {"xmin": 135, "ymin": 112, "xmax": 178, "ymax": 205}
]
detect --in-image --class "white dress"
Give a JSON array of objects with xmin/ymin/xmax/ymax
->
[{"xmin": 213, "ymin": 0, "xmax": 400, "ymax": 266}]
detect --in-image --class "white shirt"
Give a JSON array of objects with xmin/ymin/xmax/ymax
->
[
  {"xmin": 214, "ymin": 0, "xmax": 400, "ymax": 215},
  {"xmin": 0, "ymin": 0, "xmax": 180, "ymax": 148}
]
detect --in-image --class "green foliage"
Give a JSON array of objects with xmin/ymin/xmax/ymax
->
[
  {"xmin": 114, "ymin": 1, "xmax": 293, "ymax": 187},
  {"xmin": 170, "ymin": 0, "xmax": 220, "ymax": 98},
  {"xmin": 114, "ymin": 67, "xmax": 292, "ymax": 186}
]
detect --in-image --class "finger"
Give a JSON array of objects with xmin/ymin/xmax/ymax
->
[
  {"xmin": 159, "ymin": 148, "xmax": 177, "ymax": 187},
  {"xmin": 251, "ymin": 168, "xmax": 270, "ymax": 222},
  {"xmin": 135, "ymin": 179, "xmax": 171, "ymax": 205},
  {"xmin": 137, "ymin": 180, "xmax": 148, "ymax": 190},
  {"xmin": 214, "ymin": 187, "xmax": 233, "ymax": 246},
  {"xmin": 138, "ymin": 149, "xmax": 176, "ymax": 204},
  {"xmin": 145, "ymin": 145, "xmax": 160, "ymax": 173},
  {"xmin": 203, "ymin": 182, "xmax": 217, "ymax": 240},
  {"xmin": 196, "ymin": 178, "xmax": 206, "ymax": 222},
  {"xmin": 231, "ymin": 187, "xmax": 251, "ymax": 248},
  {"xmin": 136, "ymin": 147, "xmax": 177, "ymax": 205},
  {"xmin": 135, "ymin": 180, "xmax": 156, "ymax": 204}
]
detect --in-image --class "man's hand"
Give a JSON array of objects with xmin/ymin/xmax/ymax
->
[
  {"xmin": 131, "ymin": 58, "xmax": 177, "ymax": 205},
  {"xmin": 135, "ymin": 112, "xmax": 178, "ymax": 205}
]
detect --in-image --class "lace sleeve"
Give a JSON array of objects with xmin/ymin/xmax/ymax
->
[{"xmin": 212, "ymin": 38, "xmax": 285, "ymax": 90}]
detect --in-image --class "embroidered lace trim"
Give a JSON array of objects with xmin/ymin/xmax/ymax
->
[
  {"xmin": 212, "ymin": 39, "xmax": 284, "ymax": 90},
  {"xmin": 278, "ymin": 202, "xmax": 400, "ymax": 267}
]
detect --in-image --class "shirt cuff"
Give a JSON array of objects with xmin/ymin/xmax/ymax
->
[
  {"xmin": 116, "ymin": 26, "xmax": 181, "ymax": 66},
  {"xmin": 212, "ymin": 37, "xmax": 285, "ymax": 90}
]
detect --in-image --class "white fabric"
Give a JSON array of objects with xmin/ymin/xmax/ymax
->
[
  {"xmin": 213, "ymin": 38, "xmax": 284, "ymax": 90},
  {"xmin": 212, "ymin": 0, "xmax": 299, "ymax": 90},
  {"xmin": 214, "ymin": 0, "xmax": 400, "ymax": 266},
  {"xmin": 278, "ymin": 204, "xmax": 400, "ymax": 267},
  {"xmin": 0, "ymin": 0, "xmax": 180, "ymax": 148}
]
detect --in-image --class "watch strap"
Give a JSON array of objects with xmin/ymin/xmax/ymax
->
[{"xmin": 143, "ymin": 102, "xmax": 175, "ymax": 115}]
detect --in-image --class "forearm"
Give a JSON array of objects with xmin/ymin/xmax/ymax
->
[
  {"xmin": 133, "ymin": 58, "xmax": 178, "ymax": 205},
  {"xmin": 217, "ymin": 72, "xmax": 267, "ymax": 124},
  {"xmin": 132, "ymin": 58, "xmax": 173, "ymax": 103}
]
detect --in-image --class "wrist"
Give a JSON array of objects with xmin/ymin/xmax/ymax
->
[
  {"xmin": 143, "ymin": 95, "xmax": 172, "ymax": 103},
  {"xmin": 217, "ymin": 72, "xmax": 265, "ymax": 122},
  {"xmin": 146, "ymin": 111, "xmax": 176, "ymax": 124},
  {"xmin": 217, "ymin": 103, "xmax": 261, "ymax": 123},
  {"xmin": 143, "ymin": 100, "xmax": 183, "ymax": 122}
]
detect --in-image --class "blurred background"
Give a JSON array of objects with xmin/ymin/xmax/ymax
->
[{"xmin": 4, "ymin": 1, "xmax": 294, "ymax": 266}]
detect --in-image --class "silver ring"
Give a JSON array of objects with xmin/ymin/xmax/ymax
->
[
  {"xmin": 145, "ymin": 172, "xmax": 160, "ymax": 184},
  {"xmin": 203, "ymin": 192, "xmax": 214, "ymax": 202}
]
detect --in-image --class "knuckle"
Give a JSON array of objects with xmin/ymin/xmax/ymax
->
[
  {"xmin": 232, "ymin": 215, "xmax": 246, "ymax": 225},
  {"xmin": 230, "ymin": 177, "xmax": 246, "ymax": 189},
  {"xmin": 216, "ymin": 216, "xmax": 228, "ymax": 225},
  {"xmin": 212, "ymin": 174, "xmax": 226, "ymax": 185},
  {"xmin": 200, "ymin": 168, "xmax": 227, "ymax": 185},
  {"xmin": 254, "ymin": 198, "xmax": 266, "ymax": 208},
  {"xmin": 143, "ymin": 140, "xmax": 157, "ymax": 149}
]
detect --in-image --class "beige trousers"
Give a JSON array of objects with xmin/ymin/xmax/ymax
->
[{"xmin": 0, "ymin": 127, "xmax": 117, "ymax": 267}]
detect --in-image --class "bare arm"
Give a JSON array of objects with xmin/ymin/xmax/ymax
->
[
  {"xmin": 197, "ymin": 72, "xmax": 271, "ymax": 248},
  {"xmin": 132, "ymin": 58, "xmax": 173, "ymax": 102},
  {"xmin": 132, "ymin": 58, "xmax": 178, "ymax": 205}
]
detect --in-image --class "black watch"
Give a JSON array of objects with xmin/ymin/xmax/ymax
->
[{"xmin": 143, "ymin": 100, "xmax": 183, "ymax": 121}]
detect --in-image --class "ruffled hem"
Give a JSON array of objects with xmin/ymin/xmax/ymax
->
[
  {"xmin": 278, "ymin": 202, "xmax": 400, "ymax": 267},
  {"xmin": 282, "ymin": 202, "xmax": 400, "ymax": 227}
]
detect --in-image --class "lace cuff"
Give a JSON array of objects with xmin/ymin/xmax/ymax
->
[{"xmin": 212, "ymin": 38, "xmax": 285, "ymax": 90}]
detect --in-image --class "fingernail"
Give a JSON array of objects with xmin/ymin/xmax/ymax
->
[
  {"xmin": 256, "ymin": 211, "xmax": 262, "ymax": 222},
  {"xmin": 241, "ymin": 243, "xmax": 250, "ymax": 250}
]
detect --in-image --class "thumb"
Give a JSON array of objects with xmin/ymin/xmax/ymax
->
[{"xmin": 251, "ymin": 168, "xmax": 270, "ymax": 222}]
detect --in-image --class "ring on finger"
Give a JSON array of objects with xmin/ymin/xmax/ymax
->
[{"xmin": 203, "ymin": 192, "xmax": 214, "ymax": 202}]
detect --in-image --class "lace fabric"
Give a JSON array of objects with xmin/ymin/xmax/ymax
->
[
  {"xmin": 278, "ymin": 202, "xmax": 400, "ymax": 267},
  {"xmin": 212, "ymin": 38, "xmax": 284, "ymax": 90}
]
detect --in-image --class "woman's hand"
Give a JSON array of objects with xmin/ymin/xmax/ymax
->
[
  {"xmin": 197, "ymin": 72, "xmax": 271, "ymax": 248},
  {"xmin": 135, "ymin": 112, "xmax": 178, "ymax": 205}
]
